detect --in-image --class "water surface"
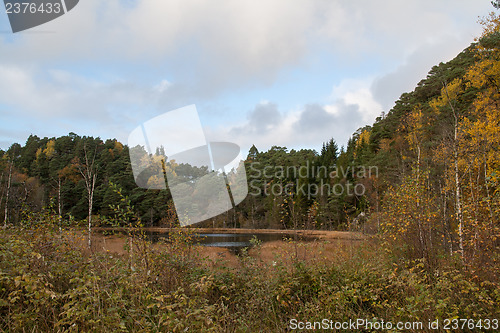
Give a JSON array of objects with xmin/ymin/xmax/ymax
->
[{"xmin": 146, "ymin": 231, "xmax": 317, "ymax": 253}]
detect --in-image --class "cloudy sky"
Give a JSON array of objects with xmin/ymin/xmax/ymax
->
[{"xmin": 0, "ymin": 0, "xmax": 494, "ymax": 154}]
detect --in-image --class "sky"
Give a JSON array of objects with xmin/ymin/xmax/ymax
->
[{"xmin": 0, "ymin": 0, "xmax": 494, "ymax": 154}]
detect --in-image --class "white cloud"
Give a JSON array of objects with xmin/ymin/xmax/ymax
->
[
  {"xmin": 328, "ymin": 78, "xmax": 383, "ymax": 123},
  {"xmin": 0, "ymin": 0, "xmax": 315, "ymax": 93},
  {"xmin": 0, "ymin": 0, "xmax": 493, "ymax": 149},
  {"xmin": 371, "ymin": 37, "xmax": 472, "ymax": 111},
  {"xmin": 206, "ymin": 78, "xmax": 383, "ymax": 152},
  {"xmin": 315, "ymin": 0, "xmax": 484, "ymax": 60},
  {"xmin": 154, "ymin": 79, "xmax": 172, "ymax": 93},
  {"xmin": 0, "ymin": 65, "xmax": 179, "ymax": 146},
  {"xmin": 0, "ymin": 1, "xmax": 489, "ymax": 89}
]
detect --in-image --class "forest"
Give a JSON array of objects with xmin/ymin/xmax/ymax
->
[{"xmin": 0, "ymin": 9, "xmax": 499, "ymax": 333}]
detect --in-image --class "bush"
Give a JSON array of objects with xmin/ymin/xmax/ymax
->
[{"xmin": 0, "ymin": 224, "xmax": 498, "ymax": 332}]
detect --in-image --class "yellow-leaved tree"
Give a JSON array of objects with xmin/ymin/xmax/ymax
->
[{"xmin": 427, "ymin": 14, "xmax": 500, "ymax": 272}]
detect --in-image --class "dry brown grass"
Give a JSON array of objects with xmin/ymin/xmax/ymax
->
[{"xmin": 84, "ymin": 229, "xmax": 367, "ymax": 269}]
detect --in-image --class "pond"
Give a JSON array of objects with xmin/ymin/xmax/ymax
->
[{"xmin": 144, "ymin": 231, "xmax": 318, "ymax": 254}]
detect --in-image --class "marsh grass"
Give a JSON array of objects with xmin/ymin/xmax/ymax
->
[{"xmin": 0, "ymin": 223, "xmax": 498, "ymax": 332}]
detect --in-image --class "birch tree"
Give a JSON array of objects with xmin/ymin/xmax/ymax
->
[
  {"xmin": 76, "ymin": 144, "xmax": 98, "ymax": 248},
  {"xmin": 3, "ymin": 159, "xmax": 13, "ymax": 228}
]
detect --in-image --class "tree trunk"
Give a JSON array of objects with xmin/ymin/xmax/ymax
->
[
  {"xmin": 444, "ymin": 81, "xmax": 464, "ymax": 259},
  {"xmin": 483, "ymin": 155, "xmax": 495, "ymax": 224},
  {"xmin": 415, "ymin": 145, "xmax": 425, "ymax": 258},
  {"xmin": 58, "ymin": 176, "xmax": 62, "ymax": 232},
  {"xmin": 88, "ymin": 188, "xmax": 92, "ymax": 248},
  {"xmin": 454, "ymin": 121, "xmax": 464, "ymax": 258},
  {"xmin": 469, "ymin": 167, "xmax": 479, "ymax": 258},
  {"xmin": 77, "ymin": 144, "xmax": 98, "ymax": 249},
  {"xmin": 87, "ymin": 173, "xmax": 96, "ymax": 249},
  {"xmin": 0, "ymin": 171, "xmax": 4, "ymax": 224},
  {"xmin": 441, "ymin": 184, "xmax": 453, "ymax": 255},
  {"xmin": 3, "ymin": 160, "xmax": 13, "ymax": 227}
]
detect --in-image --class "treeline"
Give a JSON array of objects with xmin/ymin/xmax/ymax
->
[
  {"xmin": 238, "ymin": 140, "xmax": 372, "ymax": 230},
  {"xmin": 0, "ymin": 134, "xmax": 174, "ymax": 227},
  {"xmin": 0, "ymin": 130, "xmax": 366, "ymax": 230}
]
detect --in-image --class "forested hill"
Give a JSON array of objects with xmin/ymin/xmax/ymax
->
[
  {"xmin": 356, "ymin": 14, "xmax": 500, "ymax": 268},
  {"xmin": 0, "ymin": 15, "xmax": 499, "ymax": 267},
  {"xmin": 358, "ymin": 43, "xmax": 478, "ymax": 183}
]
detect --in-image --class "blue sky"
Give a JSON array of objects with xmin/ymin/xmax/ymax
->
[{"xmin": 0, "ymin": 0, "xmax": 494, "ymax": 154}]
